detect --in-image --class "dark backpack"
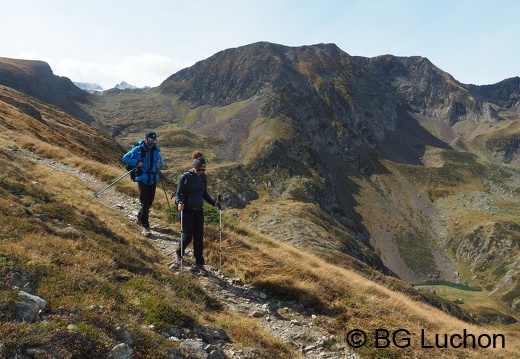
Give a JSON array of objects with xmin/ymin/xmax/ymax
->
[{"xmin": 125, "ymin": 144, "xmax": 146, "ymax": 182}]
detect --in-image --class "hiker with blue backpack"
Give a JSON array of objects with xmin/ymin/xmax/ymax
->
[
  {"xmin": 122, "ymin": 131, "xmax": 163, "ymax": 237},
  {"xmin": 175, "ymin": 151, "xmax": 221, "ymax": 274}
]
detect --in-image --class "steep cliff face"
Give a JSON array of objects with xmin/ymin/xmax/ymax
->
[
  {"xmin": 485, "ymin": 132, "xmax": 520, "ymax": 164},
  {"xmin": 449, "ymin": 218, "xmax": 520, "ymax": 310},
  {"xmin": 466, "ymin": 78, "xmax": 520, "ymax": 164},
  {"xmin": 160, "ymin": 43, "xmax": 394, "ymax": 155}
]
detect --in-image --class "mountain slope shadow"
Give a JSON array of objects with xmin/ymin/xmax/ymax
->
[{"xmin": 379, "ymin": 106, "xmax": 452, "ymax": 165}]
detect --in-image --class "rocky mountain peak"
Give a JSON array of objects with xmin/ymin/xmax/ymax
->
[
  {"xmin": 114, "ymin": 81, "xmax": 139, "ymax": 90},
  {"xmin": 158, "ymin": 43, "xmax": 519, "ymax": 168},
  {"xmin": 469, "ymin": 76, "xmax": 520, "ymax": 108},
  {"xmin": 74, "ymin": 82, "xmax": 104, "ymax": 91}
]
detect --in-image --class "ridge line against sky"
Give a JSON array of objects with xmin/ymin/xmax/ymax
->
[{"xmin": 3, "ymin": 0, "xmax": 519, "ymax": 90}]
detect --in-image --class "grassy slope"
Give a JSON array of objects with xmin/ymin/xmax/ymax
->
[
  {"xmin": 0, "ymin": 148, "xmax": 303, "ymax": 358},
  {"xmin": 3, "ymin": 150, "xmax": 518, "ymax": 358},
  {"xmin": 2, "ymin": 87, "xmax": 520, "ymax": 357},
  {"xmin": 0, "ymin": 92, "xmax": 299, "ymax": 358}
]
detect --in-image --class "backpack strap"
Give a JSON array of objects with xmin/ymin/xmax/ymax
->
[
  {"xmin": 140, "ymin": 146, "xmax": 146, "ymax": 163},
  {"xmin": 202, "ymin": 172, "xmax": 207, "ymax": 190},
  {"xmin": 175, "ymin": 170, "xmax": 207, "ymax": 205},
  {"xmin": 175, "ymin": 171, "xmax": 190, "ymax": 205}
]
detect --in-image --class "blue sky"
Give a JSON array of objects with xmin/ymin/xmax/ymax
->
[{"xmin": 3, "ymin": 0, "xmax": 519, "ymax": 89}]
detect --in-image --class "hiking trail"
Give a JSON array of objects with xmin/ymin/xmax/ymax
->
[{"xmin": 31, "ymin": 155, "xmax": 361, "ymax": 359}]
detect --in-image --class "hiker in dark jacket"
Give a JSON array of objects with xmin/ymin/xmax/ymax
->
[
  {"xmin": 122, "ymin": 131, "xmax": 163, "ymax": 237},
  {"xmin": 175, "ymin": 151, "xmax": 221, "ymax": 273}
]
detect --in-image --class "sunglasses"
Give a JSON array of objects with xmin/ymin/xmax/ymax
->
[{"xmin": 195, "ymin": 168, "xmax": 205, "ymax": 172}]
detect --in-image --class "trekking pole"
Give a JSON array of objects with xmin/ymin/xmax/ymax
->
[
  {"xmin": 218, "ymin": 194, "xmax": 222, "ymax": 273},
  {"xmin": 180, "ymin": 208, "xmax": 184, "ymax": 277},
  {"xmin": 88, "ymin": 167, "xmax": 135, "ymax": 202},
  {"xmin": 170, "ymin": 175, "xmax": 178, "ymax": 199},
  {"xmin": 158, "ymin": 171, "xmax": 174, "ymax": 221}
]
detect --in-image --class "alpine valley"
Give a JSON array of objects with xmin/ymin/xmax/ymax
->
[{"xmin": 0, "ymin": 42, "xmax": 519, "ymax": 358}]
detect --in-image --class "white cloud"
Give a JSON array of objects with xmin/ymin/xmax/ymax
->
[{"xmin": 25, "ymin": 53, "xmax": 193, "ymax": 90}]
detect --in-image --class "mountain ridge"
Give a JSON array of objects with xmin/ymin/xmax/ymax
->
[
  {"xmin": 0, "ymin": 57, "xmax": 96, "ymax": 124},
  {"xmin": 158, "ymin": 42, "xmax": 519, "ymax": 166},
  {"xmin": 162, "ymin": 43, "xmax": 518, "ymax": 306}
]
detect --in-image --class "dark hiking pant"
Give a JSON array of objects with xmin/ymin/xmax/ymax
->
[
  {"xmin": 176, "ymin": 209, "xmax": 205, "ymax": 265},
  {"xmin": 137, "ymin": 182, "xmax": 156, "ymax": 228}
]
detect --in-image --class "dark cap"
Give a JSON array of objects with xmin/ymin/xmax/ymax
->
[
  {"xmin": 145, "ymin": 131, "xmax": 157, "ymax": 141},
  {"xmin": 192, "ymin": 157, "xmax": 206, "ymax": 168}
]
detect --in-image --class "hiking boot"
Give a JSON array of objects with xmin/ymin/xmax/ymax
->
[
  {"xmin": 192, "ymin": 264, "xmax": 208, "ymax": 275},
  {"xmin": 169, "ymin": 256, "xmax": 183, "ymax": 270},
  {"xmin": 175, "ymin": 255, "xmax": 183, "ymax": 265},
  {"xmin": 142, "ymin": 227, "xmax": 151, "ymax": 237}
]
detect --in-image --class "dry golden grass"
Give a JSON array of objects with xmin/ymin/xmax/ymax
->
[
  {"xmin": 202, "ymin": 224, "xmax": 520, "ymax": 358},
  {"xmin": 0, "ymin": 147, "xmax": 303, "ymax": 357},
  {"xmin": 212, "ymin": 314, "xmax": 303, "ymax": 358},
  {"xmin": 0, "ymin": 86, "xmax": 123, "ymax": 164},
  {"xmin": 0, "ymin": 93, "xmax": 304, "ymax": 356}
]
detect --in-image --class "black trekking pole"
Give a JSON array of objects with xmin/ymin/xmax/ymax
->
[
  {"xmin": 180, "ymin": 208, "xmax": 184, "ymax": 277},
  {"xmin": 218, "ymin": 194, "xmax": 223, "ymax": 273},
  {"xmin": 170, "ymin": 175, "xmax": 181, "ymax": 200},
  {"xmin": 88, "ymin": 167, "xmax": 135, "ymax": 202},
  {"xmin": 158, "ymin": 171, "xmax": 174, "ymax": 221}
]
